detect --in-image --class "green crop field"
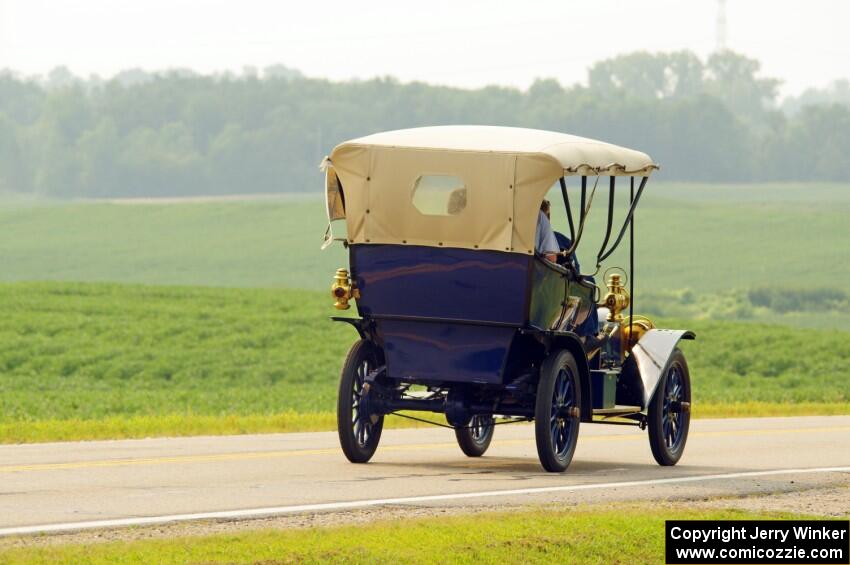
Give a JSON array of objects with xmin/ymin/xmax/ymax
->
[
  {"xmin": 0, "ymin": 183, "xmax": 848, "ymax": 442},
  {"xmin": 0, "ymin": 282, "xmax": 847, "ymax": 442}
]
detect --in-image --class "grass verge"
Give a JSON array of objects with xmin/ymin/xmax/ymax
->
[
  {"xmin": 0, "ymin": 505, "xmax": 822, "ymax": 564},
  {"xmin": 2, "ymin": 402, "xmax": 847, "ymax": 444}
]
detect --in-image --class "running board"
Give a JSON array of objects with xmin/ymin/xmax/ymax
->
[{"xmin": 592, "ymin": 405, "xmax": 642, "ymax": 416}]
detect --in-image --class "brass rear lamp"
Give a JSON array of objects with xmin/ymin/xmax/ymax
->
[{"xmin": 331, "ymin": 268, "xmax": 360, "ymax": 310}]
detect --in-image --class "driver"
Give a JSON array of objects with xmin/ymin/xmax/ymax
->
[
  {"xmin": 537, "ymin": 199, "xmax": 603, "ymax": 351},
  {"xmin": 535, "ymin": 199, "xmax": 559, "ymax": 263}
]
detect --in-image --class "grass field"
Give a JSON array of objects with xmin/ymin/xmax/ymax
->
[
  {"xmin": 0, "ymin": 505, "xmax": 830, "ymax": 564},
  {"xmin": 1, "ymin": 183, "xmax": 848, "ymax": 295},
  {"xmin": 0, "ymin": 183, "xmax": 847, "ymax": 442},
  {"xmin": 0, "ymin": 282, "xmax": 846, "ymax": 442}
]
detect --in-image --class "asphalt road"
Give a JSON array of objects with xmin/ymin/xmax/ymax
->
[{"xmin": 1, "ymin": 416, "xmax": 848, "ymax": 536}]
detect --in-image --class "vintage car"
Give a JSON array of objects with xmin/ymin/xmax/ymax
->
[{"xmin": 321, "ymin": 126, "xmax": 693, "ymax": 472}]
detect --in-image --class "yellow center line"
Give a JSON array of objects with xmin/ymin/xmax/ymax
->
[{"xmin": 2, "ymin": 426, "xmax": 848, "ymax": 474}]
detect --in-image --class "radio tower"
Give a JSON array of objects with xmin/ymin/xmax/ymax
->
[{"xmin": 716, "ymin": 0, "xmax": 728, "ymax": 52}]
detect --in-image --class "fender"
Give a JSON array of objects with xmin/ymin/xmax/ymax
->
[
  {"xmin": 525, "ymin": 329, "xmax": 593, "ymax": 422},
  {"xmin": 629, "ymin": 328, "xmax": 695, "ymax": 409},
  {"xmin": 553, "ymin": 334, "xmax": 593, "ymax": 422},
  {"xmin": 330, "ymin": 316, "xmax": 368, "ymax": 339}
]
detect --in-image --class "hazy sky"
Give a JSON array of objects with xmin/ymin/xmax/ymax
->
[{"xmin": 1, "ymin": 0, "xmax": 847, "ymax": 98}]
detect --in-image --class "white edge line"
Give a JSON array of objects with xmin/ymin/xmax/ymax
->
[{"xmin": 2, "ymin": 466, "xmax": 849, "ymax": 537}]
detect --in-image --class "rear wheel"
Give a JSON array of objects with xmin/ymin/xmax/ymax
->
[
  {"xmin": 647, "ymin": 348, "xmax": 691, "ymax": 466},
  {"xmin": 535, "ymin": 350, "xmax": 581, "ymax": 472},
  {"xmin": 455, "ymin": 415, "xmax": 495, "ymax": 457},
  {"xmin": 337, "ymin": 340, "xmax": 384, "ymax": 463}
]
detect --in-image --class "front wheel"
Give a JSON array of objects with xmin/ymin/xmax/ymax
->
[
  {"xmin": 647, "ymin": 348, "xmax": 691, "ymax": 466},
  {"xmin": 337, "ymin": 340, "xmax": 384, "ymax": 463},
  {"xmin": 455, "ymin": 415, "xmax": 495, "ymax": 457},
  {"xmin": 535, "ymin": 350, "xmax": 582, "ymax": 472}
]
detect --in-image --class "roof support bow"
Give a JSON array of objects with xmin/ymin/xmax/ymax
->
[{"xmin": 596, "ymin": 176, "xmax": 649, "ymax": 266}]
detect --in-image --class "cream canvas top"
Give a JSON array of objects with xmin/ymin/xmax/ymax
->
[{"xmin": 323, "ymin": 126, "xmax": 657, "ymax": 255}]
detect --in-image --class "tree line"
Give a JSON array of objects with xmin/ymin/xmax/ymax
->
[{"xmin": 0, "ymin": 50, "xmax": 848, "ymax": 197}]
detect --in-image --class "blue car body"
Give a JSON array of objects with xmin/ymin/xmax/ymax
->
[{"xmin": 346, "ymin": 243, "xmax": 595, "ymax": 389}]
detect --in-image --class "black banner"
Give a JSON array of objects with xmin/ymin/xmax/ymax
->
[{"xmin": 666, "ymin": 520, "xmax": 849, "ymax": 564}]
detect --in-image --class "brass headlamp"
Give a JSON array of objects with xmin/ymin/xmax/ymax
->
[{"xmin": 603, "ymin": 273, "xmax": 630, "ymax": 322}]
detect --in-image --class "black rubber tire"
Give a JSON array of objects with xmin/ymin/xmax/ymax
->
[
  {"xmin": 455, "ymin": 415, "xmax": 495, "ymax": 457},
  {"xmin": 337, "ymin": 339, "xmax": 384, "ymax": 463},
  {"xmin": 647, "ymin": 348, "xmax": 691, "ymax": 466},
  {"xmin": 534, "ymin": 350, "xmax": 582, "ymax": 473}
]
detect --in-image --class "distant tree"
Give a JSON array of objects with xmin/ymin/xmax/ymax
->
[
  {"xmin": 703, "ymin": 51, "xmax": 781, "ymax": 118},
  {"xmin": 112, "ymin": 68, "xmax": 154, "ymax": 87},
  {"xmin": 665, "ymin": 51, "xmax": 704, "ymax": 98},
  {"xmin": 0, "ymin": 73, "xmax": 45, "ymax": 125},
  {"xmin": 587, "ymin": 50, "xmax": 707, "ymax": 100},
  {"xmin": 660, "ymin": 95, "xmax": 753, "ymax": 181},
  {"xmin": 25, "ymin": 116, "xmax": 81, "ymax": 196},
  {"xmin": 0, "ymin": 50, "xmax": 845, "ymax": 198},
  {"xmin": 588, "ymin": 51, "xmax": 673, "ymax": 99},
  {"xmin": 46, "ymin": 66, "xmax": 80, "ymax": 90},
  {"xmin": 782, "ymin": 79, "xmax": 850, "ymax": 115},
  {"xmin": 785, "ymin": 104, "xmax": 850, "ymax": 180},
  {"xmin": 76, "ymin": 118, "xmax": 120, "ymax": 196},
  {"xmin": 119, "ymin": 122, "xmax": 204, "ymax": 196},
  {"xmin": 263, "ymin": 64, "xmax": 304, "ymax": 80},
  {"xmin": 0, "ymin": 113, "xmax": 29, "ymax": 192}
]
